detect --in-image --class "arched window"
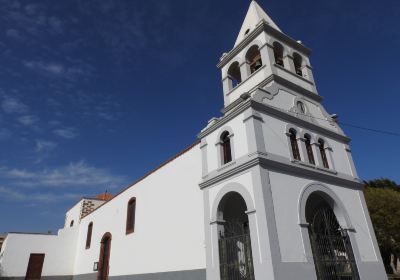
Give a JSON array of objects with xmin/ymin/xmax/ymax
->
[
  {"xmin": 221, "ymin": 131, "xmax": 232, "ymax": 164},
  {"xmin": 293, "ymin": 52, "xmax": 303, "ymax": 76},
  {"xmin": 306, "ymin": 193, "xmax": 359, "ymax": 279},
  {"xmin": 296, "ymin": 101, "xmax": 305, "ymax": 114},
  {"xmin": 86, "ymin": 222, "xmax": 93, "ymax": 249},
  {"xmin": 126, "ymin": 198, "xmax": 136, "ymax": 234},
  {"xmin": 273, "ymin": 42, "xmax": 284, "ymax": 66},
  {"xmin": 289, "ymin": 129, "xmax": 301, "ymax": 161},
  {"xmin": 246, "ymin": 45, "xmax": 262, "ymax": 74},
  {"xmin": 319, "ymin": 139, "xmax": 329, "ymax": 169},
  {"xmin": 70, "ymin": 220, "xmax": 74, "ymax": 227},
  {"xmin": 227, "ymin": 62, "xmax": 242, "ymax": 89},
  {"xmin": 304, "ymin": 134, "xmax": 315, "ymax": 165}
]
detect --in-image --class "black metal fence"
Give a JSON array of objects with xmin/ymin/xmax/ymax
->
[{"xmin": 219, "ymin": 233, "xmax": 255, "ymax": 280}]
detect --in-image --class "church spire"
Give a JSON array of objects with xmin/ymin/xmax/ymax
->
[{"xmin": 234, "ymin": 0, "xmax": 281, "ymax": 47}]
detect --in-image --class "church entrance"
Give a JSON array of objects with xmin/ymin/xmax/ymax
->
[
  {"xmin": 25, "ymin": 253, "xmax": 45, "ymax": 280},
  {"xmin": 217, "ymin": 192, "xmax": 255, "ymax": 280},
  {"xmin": 98, "ymin": 233, "xmax": 112, "ymax": 280},
  {"xmin": 306, "ymin": 194, "xmax": 359, "ymax": 280}
]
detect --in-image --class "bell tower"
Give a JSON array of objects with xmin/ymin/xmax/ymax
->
[
  {"xmin": 199, "ymin": 1, "xmax": 386, "ymax": 280},
  {"xmin": 218, "ymin": 0, "xmax": 317, "ymax": 109}
]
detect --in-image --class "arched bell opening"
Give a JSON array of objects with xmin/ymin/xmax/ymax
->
[
  {"xmin": 217, "ymin": 192, "xmax": 255, "ymax": 280},
  {"xmin": 306, "ymin": 192, "xmax": 360, "ymax": 280},
  {"xmin": 246, "ymin": 45, "xmax": 263, "ymax": 74},
  {"xmin": 227, "ymin": 62, "xmax": 242, "ymax": 89}
]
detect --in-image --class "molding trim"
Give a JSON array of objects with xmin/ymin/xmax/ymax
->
[
  {"xmin": 199, "ymin": 99, "xmax": 350, "ymax": 144},
  {"xmin": 199, "ymin": 152, "xmax": 362, "ymax": 190}
]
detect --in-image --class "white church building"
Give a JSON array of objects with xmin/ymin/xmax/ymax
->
[{"xmin": 0, "ymin": 1, "xmax": 386, "ymax": 280}]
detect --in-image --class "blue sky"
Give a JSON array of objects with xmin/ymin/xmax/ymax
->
[{"xmin": 0, "ymin": 0, "xmax": 399, "ymax": 233}]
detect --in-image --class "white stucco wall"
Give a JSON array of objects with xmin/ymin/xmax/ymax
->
[
  {"xmin": 268, "ymin": 171, "xmax": 377, "ymax": 263},
  {"xmin": 65, "ymin": 200, "xmax": 83, "ymax": 228},
  {"xmin": 72, "ymin": 143, "xmax": 206, "ymax": 276},
  {"xmin": 0, "ymin": 228, "xmax": 78, "ymax": 277},
  {"xmin": 205, "ymin": 113, "xmax": 249, "ymax": 173}
]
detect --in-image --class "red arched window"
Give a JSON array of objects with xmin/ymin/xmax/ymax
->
[
  {"xmin": 126, "ymin": 198, "xmax": 136, "ymax": 234},
  {"xmin": 221, "ymin": 132, "xmax": 232, "ymax": 164},
  {"xmin": 86, "ymin": 222, "xmax": 93, "ymax": 249},
  {"xmin": 319, "ymin": 139, "xmax": 329, "ymax": 169},
  {"xmin": 305, "ymin": 134, "xmax": 315, "ymax": 165},
  {"xmin": 289, "ymin": 129, "xmax": 301, "ymax": 161}
]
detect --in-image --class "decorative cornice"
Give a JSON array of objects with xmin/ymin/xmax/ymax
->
[
  {"xmin": 198, "ymin": 98, "xmax": 349, "ymax": 144},
  {"xmin": 199, "ymin": 152, "xmax": 362, "ymax": 190},
  {"xmin": 217, "ymin": 21, "xmax": 311, "ymax": 69}
]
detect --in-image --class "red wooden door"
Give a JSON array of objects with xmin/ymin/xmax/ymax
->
[
  {"xmin": 25, "ymin": 254, "xmax": 45, "ymax": 280},
  {"xmin": 98, "ymin": 233, "xmax": 112, "ymax": 280}
]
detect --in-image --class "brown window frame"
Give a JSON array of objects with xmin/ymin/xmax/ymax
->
[
  {"xmin": 305, "ymin": 134, "xmax": 315, "ymax": 165},
  {"xmin": 221, "ymin": 132, "xmax": 232, "ymax": 165},
  {"xmin": 126, "ymin": 198, "xmax": 136, "ymax": 234},
  {"xmin": 86, "ymin": 222, "xmax": 93, "ymax": 249},
  {"xmin": 289, "ymin": 129, "xmax": 301, "ymax": 161},
  {"xmin": 319, "ymin": 139, "xmax": 330, "ymax": 169}
]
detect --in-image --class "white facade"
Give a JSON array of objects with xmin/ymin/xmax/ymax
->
[{"xmin": 0, "ymin": 1, "xmax": 386, "ymax": 280}]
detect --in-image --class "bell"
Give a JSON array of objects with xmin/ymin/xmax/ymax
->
[{"xmin": 254, "ymin": 60, "xmax": 262, "ymax": 70}]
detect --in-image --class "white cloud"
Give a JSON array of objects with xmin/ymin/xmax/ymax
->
[
  {"xmin": 24, "ymin": 60, "xmax": 65, "ymax": 75},
  {"xmin": 35, "ymin": 140, "xmax": 57, "ymax": 153},
  {"xmin": 0, "ymin": 160, "xmax": 126, "ymax": 189},
  {"xmin": 1, "ymin": 96, "xmax": 28, "ymax": 114},
  {"xmin": 18, "ymin": 115, "xmax": 39, "ymax": 126},
  {"xmin": 0, "ymin": 186, "xmax": 81, "ymax": 203},
  {"xmin": 53, "ymin": 127, "xmax": 78, "ymax": 139}
]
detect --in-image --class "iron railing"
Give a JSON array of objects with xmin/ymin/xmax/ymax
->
[{"xmin": 219, "ymin": 233, "xmax": 255, "ymax": 280}]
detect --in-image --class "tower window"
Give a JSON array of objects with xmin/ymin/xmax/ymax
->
[
  {"xmin": 227, "ymin": 62, "xmax": 242, "ymax": 89},
  {"xmin": 246, "ymin": 45, "xmax": 263, "ymax": 74},
  {"xmin": 304, "ymin": 134, "xmax": 315, "ymax": 165},
  {"xmin": 273, "ymin": 42, "xmax": 284, "ymax": 66},
  {"xmin": 86, "ymin": 222, "xmax": 93, "ymax": 249},
  {"xmin": 70, "ymin": 220, "xmax": 74, "ymax": 227},
  {"xmin": 289, "ymin": 129, "xmax": 301, "ymax": 161},
  {"xmin": 126, "ymin": 198, "xmax": 136, "ymax": 234},
  {"xmin": 221, "ymin": 131, "xmax": 232, "ymax": 164},
  {"xmin": 244, "ymin": 29, "xmax": 250, "ymax": 35},
  {"xmin": 293, "ymin": 52, "xmax": 303, "ymax": 76},
  {"xmin": 319, "ymin": 139, "xmax": 329, "ymax": 169},
  {"xmin": 297, "ymin": 101, "xmax": 305, "ymax": 114}
]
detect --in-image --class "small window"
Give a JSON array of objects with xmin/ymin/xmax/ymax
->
[
  {"xmin": 304, "ymin": 134, "xmax": 315, "ymax": 165},
  {"xmin": 244, "ymin": 29, "xmax": 250, "ymax": 35},
  {"xmin": 289, "ymin": 129, "xmax": 301, "ymax": 161},
  {"xmin": 227, "ymin": 62, "xmax": 242, "ymax": 89},
  {"xmin": 297, "ymin": 101, "xmax": 305, "ymax": 114},
  {"xmin": 273, "ymin": 42, "xmax": 284, "ymax": 66},
  {"xmin": 293, "ymin": 52, "xmax": 303, "ymax": 76},
  {"xmin": 319, "ymin": 139, "xmax": 329, "ymax": 169},
  {"xmin": 246, "ymin": 45, "xmax": 263, "ymax": 74},
  {"xmin": 86, "ymin": 222, "xmax": 93, "ymax": 249},
  {"xmin": 126, "ymin": 198, "xmax": 136, "ymax": 234},
  {"xmin": 221, "ymin": 131, "xmax": 232, "ymax": 165},
  {"xmin": 70, "ymin": 220, "xmax": 74, "ymax": 227}
]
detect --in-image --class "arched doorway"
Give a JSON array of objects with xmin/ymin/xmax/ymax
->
[
  {"xmin": 217, "ymin": 192, "xmax": 255, "ymax": 280},
  {"xmin": 306, "ymin": 193, "xmax": 359, "ymax": 280},
  {"xmin": 98, "ymin": 233, "xmax": 112, "ymax": 280}
]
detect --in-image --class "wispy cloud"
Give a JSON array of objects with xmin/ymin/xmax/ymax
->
[
  {"xmin": 17, "ymin": 115, "xmax": 39, "ymax": 126},
  {"xmin": 0, "ymin": 186, "xmax": 81, "ymax": 203},
  {"xmin": 53, "ymin": 127, "xmax": 78, "ymax": 139},
  {"xmin": 0, "ymin": 160, "xmax": 126, "ymax": 189},
  {"xmin": 35, "ymin": 140, "xmax": 57, "ymax": 153},
  {"xmin": 1, "ymin": 96, "xmax": 28, "ymax": 114},
  {"xmin": 24, "ymin": 60, "xmax": 65, "ymax": 75}
]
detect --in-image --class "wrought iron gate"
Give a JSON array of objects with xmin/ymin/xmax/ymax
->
[
  {"xmin": 219, "ymin": 221, "xmax": 255, "ymax": 280},
  {"xmin": 309, "ymin": 207, "xmax": 360, "ymax": 280}
]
